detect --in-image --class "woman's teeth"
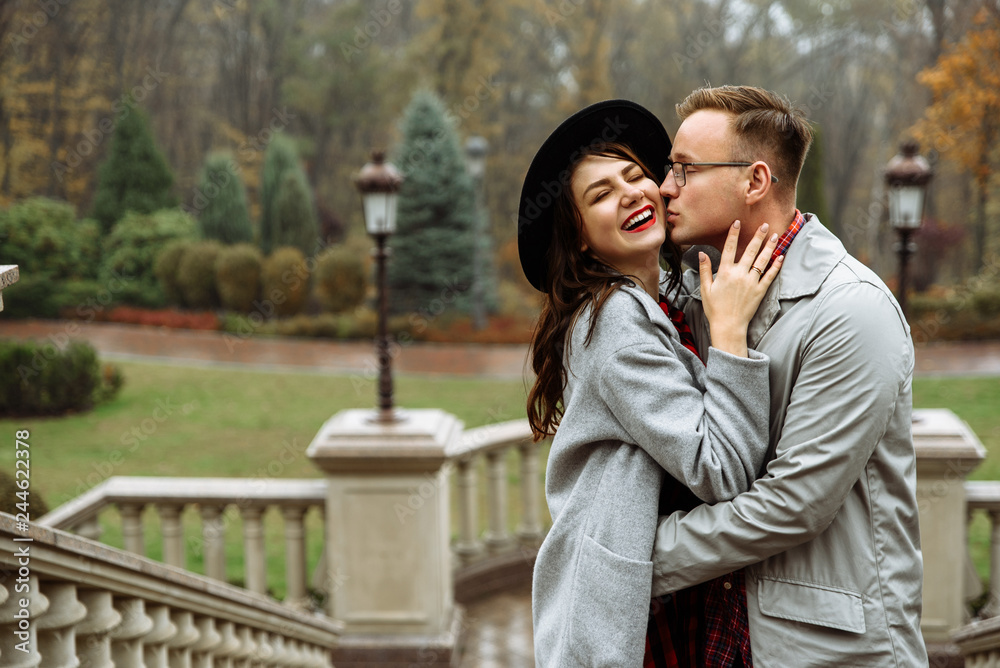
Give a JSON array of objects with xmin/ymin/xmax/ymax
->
[{"xmin": 623, "ymin": 208, "xmax": 653, "ymax": 231}]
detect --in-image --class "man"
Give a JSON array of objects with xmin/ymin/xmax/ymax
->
[{"xmin": 652, "ymin": 85, "xmax": 927, "ymax": 667}]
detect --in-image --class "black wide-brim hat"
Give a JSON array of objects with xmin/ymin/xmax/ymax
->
[{"xmin": 517, "ymin": 99, "xmax": 672, "ymax": 292}]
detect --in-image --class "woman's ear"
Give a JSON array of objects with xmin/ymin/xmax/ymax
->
[{"xmin": 745, "ymin": 161, "xmax": 773, "ymax": 205}]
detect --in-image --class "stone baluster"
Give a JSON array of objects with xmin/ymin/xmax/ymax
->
[
  {"xmin": 200, "ymin": 504, "xmax": 227, "ymax": 582},
  {"xmin": 191, "ymin": 615, "xmax": 222, "ymax": 668},
  {"xmin": 157, "ymin": 504, "xmax": 187, "ymax": 569},
  {"xmin": 517, "ymin": 440, "xmax": 544, "ymax": 547},
  {"xmin": 267, "ymin": 634, "xmax": 293, "ymax": 667},
  {"xmin": 253, "ymin": 629, "xmax": 274, "ymax": 666},
  {"xmin": 231, "ymin": 625, "xmax": 258, "ymax": 668},
  {"xmin": 282, "ymin": 505, "xmax": 309, "ymax": 607},
  {"xmin": 989, "ymin": 510, "xmax": 1000, "ymax": 616},
  {"xmin": 110, "ymin": 597, "xmax": 154, "ymax": 668},
  {"xmin": 168, "ymin": 610, "xmax": 200, "ymax": 668},
  {"xmin": 142, "ymin": 604, "xmax": 178, "ymax": 668},
  {"xmin": 0, "ymin": 575, "xmax": 48, "ymax": 668},
  {"xmin": 453, "ymin": 456, "xmax": 483, "ymax": 566},
  {"xmin": 75, "ymin": 516, "xmax": 103, "ymax": 542},
  {"xmin": 37, "ymin": 581, "xmax": 87, "ymax": 668},
  {"xmin": 120, "ymin": 503, "xmax": 146, "ymax": 556},
  {"xmin": 212, "ymin": 620, "xmax": 242, "ymax": 668},
  {"xmin": 484, "ymin": 448, "xmax": 512, "ymax": 553},
  {"xmin": 241, "ymin": 505, "xmax": 267, "ymax": 595},
  {"xmin": 77, "ymin": 589, "xmax": 122, "ymax": 668}
]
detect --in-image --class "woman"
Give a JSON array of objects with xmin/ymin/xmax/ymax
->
[{"xmin": 518, "ymin": 100, "xmax": 782, "ymax": 666}]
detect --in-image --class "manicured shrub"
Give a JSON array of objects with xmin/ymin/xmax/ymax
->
[
  {"xmin": 313, "ymin": 245, "xmax": 367, "ymax": 314},
  {"xmin": 216, "ymin": 244, "xmax": 263, "ymax": 313},
  {"xmin": 91, "ymin": 101, "xmax": 177, "ymax": 233},
  {"xmin": 0, "ymin": 470, "xmax": 49, "ymax": 518},
  {"xmin": 261, "ymin": 247, "xmax": 310, "ymax": 317},
  {"xmin": 176, "ymin": 241, "xmax": 224, "ymax": 310},
  {"xmin": 260, "ymin": 136, "xmax": 313, "ymax": 255},
  {"xmin": 0, "ymin": 340, "xmax": 123, "ymax": 417},
  {"xmin": 0, "ymin": 197, "xmax": 101, "ymax": 280},
  {"xmin": 2, "ymin": 276, "xmax": 106, "ymax": 320},
  {"xmin": 154, "ymin": 240, "xmax": 195, "ymax": 307},
  {"xmin": 101, "ymin": 208, "xmax": 198, "ymax": 307},
  {"xmin": 273, "ymin": 170, "xmax": 319, "ymax": 257},
  {"xmin": 972, "ymin": 289, "xmax": 1000, "ymax": 318},
  {"xmin": 196, "ymin": 152, "xmax": 253, "ymax": 244}
]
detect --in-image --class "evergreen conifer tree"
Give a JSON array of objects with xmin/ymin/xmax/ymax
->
[
  {"xmin": 91, "ymin": 101, "xmax": 176, "ymax": 233},
  {"xmin": 389, "ymin": 91, "xmax": 476, "ymax": 315},
  {"xmin": 196, "ymin": 152, "xmax": 253, "ymax": 244},
  {"xmin": 273, "ymin": 170, "xmax": 319, "ymax": 257},
  {"xmin": 260, "ymin": 135, "xmax": 313, "ymax": 255}
]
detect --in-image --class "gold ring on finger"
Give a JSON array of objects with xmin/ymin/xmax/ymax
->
[{"xmin": 751, "ymin": 267, "xmax": 763, "ymax": 277}]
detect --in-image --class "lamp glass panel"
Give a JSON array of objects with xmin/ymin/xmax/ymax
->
[
  {"xmin": 362, "ymin": 192, "xmax": 397, "ymax": 235},
  {"xmin": 888, "ymin": 185, "xmax": 925, "ymax": 230}
]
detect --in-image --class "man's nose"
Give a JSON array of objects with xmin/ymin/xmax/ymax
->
[{"xmin": 660, "ymin": 173, "xmax": 679, "ymax": 199}]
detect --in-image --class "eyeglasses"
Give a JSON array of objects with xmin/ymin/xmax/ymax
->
[{"xmin": 666, "ymin": 160, "xmax": 779, "ymax": 187}]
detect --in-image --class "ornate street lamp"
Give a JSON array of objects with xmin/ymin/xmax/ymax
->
[
  {"xmin": 464, "ymin": 135, "xmax": 489, "ymax": 331},
  {"xmin": 884, "ymin": 140, "xmax": 933, "ymax": 317},
  {"xmin": 354, "ymin": 150, "xmax": 404, "ymax": 424}
]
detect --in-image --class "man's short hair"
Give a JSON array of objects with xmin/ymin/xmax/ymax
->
[{"xmin": 676, "ymin": 85, "xmax": 814, "ymax": 197}]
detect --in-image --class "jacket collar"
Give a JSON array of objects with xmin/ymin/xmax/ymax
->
[{"xmin": 684, "ymin": 214, "xmax": 847, "ymax": 347}]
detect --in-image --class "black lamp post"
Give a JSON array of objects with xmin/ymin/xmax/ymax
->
[
  {"xmin": 355, "ymin": 150, "xmax": 404, "ymax": 424},
  {"xmin": 464, "ymin": 135, "xmax": 489, "ymax": 331},
  {"xmin": 884, "ymin": 140, "xmax": 933, "ymax": 318}
]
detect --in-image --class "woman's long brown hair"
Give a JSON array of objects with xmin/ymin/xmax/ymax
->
[{"xmin": 527, "ymin": 143, "xmax": 682, "ymax": 441}]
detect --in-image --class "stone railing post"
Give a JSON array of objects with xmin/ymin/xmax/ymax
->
[
  {"xmin": 913, "ymin": 408, "xmax": 986, "ymax": 645},
  {"xmin": 307, "ymin": 408, "xmax": 461, "ymax": 665}
]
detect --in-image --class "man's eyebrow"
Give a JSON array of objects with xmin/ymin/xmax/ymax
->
[{"xmin": 670, "ymin": 151, "xmax": 692, "ymax": 161}]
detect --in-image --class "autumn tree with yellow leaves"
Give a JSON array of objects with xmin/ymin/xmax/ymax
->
[{"xmin": 913, "ymin": 6, "xmax": 1000, "ymax": 272}]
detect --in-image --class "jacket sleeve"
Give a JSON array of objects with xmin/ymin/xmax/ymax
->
[
  {"xmin": 650, "ymin": 283, "xmax": 912, "ymax": 596},
  {"xmin": 596, "ymin": 314, "xmax": 771, "ymax": 504}
]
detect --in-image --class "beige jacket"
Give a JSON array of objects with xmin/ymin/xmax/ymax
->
[{"xmin": 652, "ymin": 216, "xmax": 928, "ymax": 667}]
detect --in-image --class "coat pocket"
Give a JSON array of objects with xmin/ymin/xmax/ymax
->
[
  {"xmin": 756, "ymin": 577, "xmax": 866, "ymax": 634},
  {"xmin": 567, "ymin": 535, "xmax": 653, "ymax": 666}
]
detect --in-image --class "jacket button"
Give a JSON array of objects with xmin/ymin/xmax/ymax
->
[{"xmin": 723, "ymin": 581, "xmax": 732, "ymax": 590}]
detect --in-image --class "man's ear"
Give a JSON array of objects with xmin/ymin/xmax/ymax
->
[{"xmin": 745, "ymin": 161, "xmax": 773, "ymax": 206}]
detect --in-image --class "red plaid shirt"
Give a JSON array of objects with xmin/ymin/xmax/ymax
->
[{"xmin": 646, "ymin": 212, "xmax": 807, "ymax": 668}]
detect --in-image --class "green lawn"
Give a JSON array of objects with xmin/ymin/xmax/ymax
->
[{"xmin": 2, "ymin": 361, "xmax": 997, "ymax": 600}]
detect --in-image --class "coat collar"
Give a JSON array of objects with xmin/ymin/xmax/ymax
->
[{"xmin": 682, "ymin": 214, "xmax": 847, "ymax": 347}]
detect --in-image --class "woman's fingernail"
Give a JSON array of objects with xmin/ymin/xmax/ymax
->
[
  {"xmin": 699, "ymin": 251, "xmax": 707, "ymax": 262},
  {"xmin": 733, "ymin": 220, "xmax": 741, "ymax": 229},
  {"xmin": 771, "ymin": 233, "xmax": 778, "ymax": 242},
  {"xmin": 761, "ymin": 223, "xmax": 769, "ymax": 232}
]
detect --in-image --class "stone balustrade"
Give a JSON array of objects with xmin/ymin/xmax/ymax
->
[
  {"xmin": 966, "ymin": 481, "xmax": 1000, "ymax": 614},
  {"xmin": 447, "ymin": 418, "xmax": 546, "ymax": 566},
  {"xmin": 38, "ymin": 476, "xmax": 327, "ymax": 606},
  {"xmin": 0, "ymin": 265, "xmax": 18, "ymax": 312},
  {"xmin": 0, "ymin": 512, "xmax": 341, "ymax": 666}
]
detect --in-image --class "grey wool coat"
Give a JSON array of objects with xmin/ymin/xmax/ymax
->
[
  {"xmin": 532, "ymin": 277, "xmax": 772, "ymax": 667},
  {"xmin": 652, "ymin": 216, "xmax": 928, "ymax": 667}
]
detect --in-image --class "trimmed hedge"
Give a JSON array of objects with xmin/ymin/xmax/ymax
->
[
  {"xmin": 176, "ymin": 241, "xmax": 224, "ymax": 310},
  {"xmin": 0, "ymin": 340, "xmax": 123, "ymax": 417},
  {"xmin": 101, "ymin": 208, "xmax": 199, "ymax": 307},
  {"xmin": 313, "ymin": 245, "xmax": 367, "ymax": 314},
  {"xmin": 216, "ymin": 244, "xmax": 263, "ymax": 313},
  {"xmin": 261, "ymin": 247, "xmax": 310, "ymax": 317}
]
